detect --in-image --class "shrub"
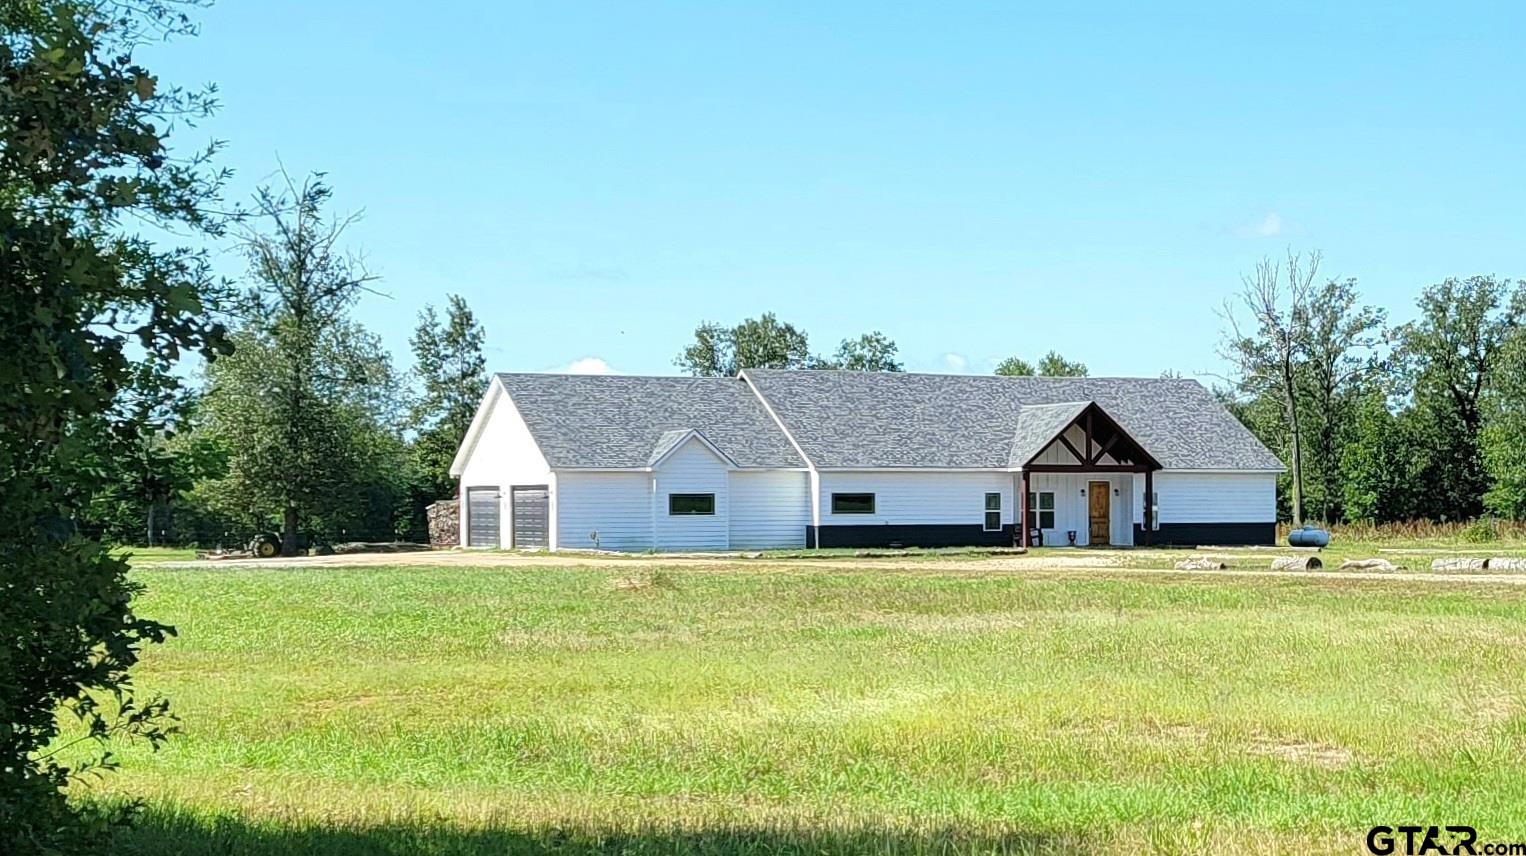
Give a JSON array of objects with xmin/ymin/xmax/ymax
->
[{"xmin": 1462, "ymin": 518, "xmax": 1500, "ymax": 543}]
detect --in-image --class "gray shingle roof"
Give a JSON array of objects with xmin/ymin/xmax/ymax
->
[
  {"xmin": 494, "ymin": 374, "xmax": 804, "ymax": 469},
  {"xmin": 1007, "ymin": 402, "xmax": 1092, "ymax": 467},
  {"xmin": 741, "ymin": 369, "xmax": 1283, "ymax": 471}
]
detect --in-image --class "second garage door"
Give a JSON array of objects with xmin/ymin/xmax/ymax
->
[
  {"xmin": 465, "ymin": 487, "xmax": 500, "ymax": 548},
  {"xmin": 511, "ymin": 485, "xmax": 549, "ymax": 548}
]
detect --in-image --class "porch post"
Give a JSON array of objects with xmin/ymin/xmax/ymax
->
[
  {"xmin": 1019, "ymin": 469, "xmax": 1031, "ymax": 549},
  {"xmin": 1143, "ymin": 468, "xmax": 1154, "ymax": 546}
]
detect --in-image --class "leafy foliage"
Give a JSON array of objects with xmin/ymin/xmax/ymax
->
[
  {"xmin": 409, "ymin": 295, "xmax": 487, "ymax": 503},
  {"xmin": 196, "ymin": 172, "xmax": 407, "ymax": 550},
  {"xmin": 1219, "ymin": 251, "xmax": 1322, "ymax": 525},
  {"xmin": 993, "ymin": 356, "xmax": 1035, "ymax": 377},
  {"xmin": 993, "ymin": 351, "xmax": 1087, "ymax": 377},
  {"xmin": 82, "ymin": 356, "xmax": 219, "ymax": 545},
  {"xmin": 821, "ymin": 331, "xmax": 904, "ymax": 372},
  {"xmin": 1339, "ymin": 388, "xmax": 1422, "ymax": 523},
  {"xmin": 1, "ymin": 0, "xmax": 227, "ymax": 850},
  {"xmin": 1218, "ymin": 265, "xmax": 1526, "ymax": 526},
  {"xmin": 1295, "ymin": 277, "xmax": 1387, "ymax": 522},
  {"xmin": 676, "ymin": 314, "xmax": 903, "ymax": 376},
  {"xmin": 1397, "ymin": 276, "xmax": 1524, "ymax": 520},
  {"xmin": 676, "ymin": 313, "xmax": 812, "ymax": 376},
  {"xmin": 1483, "ymin": 322, "xmax": 1526, "ymax": 518}
]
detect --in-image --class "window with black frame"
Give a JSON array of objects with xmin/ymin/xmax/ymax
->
[
  {"xmin": 831, "ymin": 493, "xmax": 875, "ymax": 514},
  {"xmin": 984, "ymin": 492, "xmax": 1001, "ymax": 531},
  {"xmin": 668, "ymin": 493, "xmax": 715, "ymax": 515},
  {"xmin": 1027, "ymin": 491, "xmax": 1055, "ymax": 530}
]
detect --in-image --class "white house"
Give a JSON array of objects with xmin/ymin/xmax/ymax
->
[{"xmin": 449, "ymin": 370, "xmax": 1283, "ymax": 551}]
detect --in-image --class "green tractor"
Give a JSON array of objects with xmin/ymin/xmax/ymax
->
[
  {"xmin": 245, "ymin": 531, "xmax": 332, "ymax": 558},
  {"xmin": 247, "ymin": 532, "xmax": 281, "ymax": 558}
]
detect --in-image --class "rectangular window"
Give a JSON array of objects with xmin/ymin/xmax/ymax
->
[
  {"xmin": 1027, "ymin": 491, "xmax": 1056, "ymax": 530},
  {"xmin": 831, "ymin": 493, "xmax": 875, "ymax": 514},
  {"xmin": 668, "ymin": 493, "xmax": 715, "ymax": 515},
  {"xmin": 1150, "ymin": 491, "xmax": 1160, "ymax": 530},
  {"xmin": 984, "ymin": 492, "xmax": 1002, "ymax": 531}
]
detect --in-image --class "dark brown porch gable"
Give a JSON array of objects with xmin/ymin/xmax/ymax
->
[{"xmin": 1008, "ymin": 401, "xmax": 1163, "ymax": 548}]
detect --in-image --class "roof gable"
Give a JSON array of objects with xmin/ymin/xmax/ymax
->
[
  {"xmin": 491, "ymin": 374, "xmax": 804, "ymax": 470},
  {"xmin": 1008, "ymin": 401, "xmax": 1162, "ymax": 470},
  {"xmin": 648, "ymin": 429, "xmax": 737, "ymax": 469},
  {"xmin": 1007, "ymin": 402, "xmax": 1092, "ymax": 468}
]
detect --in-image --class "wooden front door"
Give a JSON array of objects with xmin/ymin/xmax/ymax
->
[{"xmin": 1088, "ymin": 481, "xmax": 1110, "ymax": 545}]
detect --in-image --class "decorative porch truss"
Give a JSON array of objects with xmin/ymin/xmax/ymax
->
[{"xmin": 1007, "ymin": 401, "xmax": 1163, "ymax": 548}]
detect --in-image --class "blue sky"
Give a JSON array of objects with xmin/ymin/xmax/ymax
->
[{"xmin": 146, "ymin": 1, "xmax": 1525, "ymax": 379}]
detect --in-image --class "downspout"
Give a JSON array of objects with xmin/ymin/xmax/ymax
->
[{"xmin": 737, "ymin": 370, "xmax": 820, "ymax": 548}]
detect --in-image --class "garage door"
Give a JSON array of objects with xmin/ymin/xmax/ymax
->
[
  {"xmin": 465, "ymin": 487, "xmax": 500, "ymax": 548},
  {"xmin": 511, "ymin": 486, "xmax": 549, "ymax": 548}
]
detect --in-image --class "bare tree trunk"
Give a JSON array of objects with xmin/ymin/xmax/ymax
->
[
  {"xmin": 282, "ymin": 504, "xmax": 300, "ymax": 556},
  {"xmin": 1284, "ymin": 377, "xmax": 1305, "ymax": 528},
  {"xmin": 146, "ymin": 503, "xmax": 155, "ymax": 547}
]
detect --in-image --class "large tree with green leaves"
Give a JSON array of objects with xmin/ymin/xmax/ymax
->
[
  {"xmin": 1482, "ymin": 293, "xmax": 1526, "ymax": 518},
  {"xmin": 994, "ymin": 351, "xmax": 1088, "ymax": 377},
  {"xmin": 1, "ymin": 0, "xmax": 229, "ymax": 849},
  {"xmin": 1220, "ymin": 251, "xmax": 1321, "ymax": 526},
  {"xmin": 993, "ymin": 356, "xmax": 1035, "ymax": 377},
  {"xmin": 819, "ymin": 331, "xmax": 904, "ymax": 372},
  {"xmin": 1295, "ymin": 277, "xmax": 1387, "ymax": 523},
  {"xmin": 199, "ymin": 171, "xmax": 404, "ymax": 553},
  {"xmin": 83, "ymin": 355, "xmax": 209, "ymax": 545},
  {"xmin": 1339, "ymin": 387, "xmax": 1423, "ymax": 523},
  {"xmin": 409, "ymin": 294, "xmax": 487, "ymax": 502},
  {"xmin": 676, "ymin": 313, "xmax": 813, "ymax": 376},
  {"xmin": 1398, "ymin": 276, "xmax": 1524, "ymax": 520}
]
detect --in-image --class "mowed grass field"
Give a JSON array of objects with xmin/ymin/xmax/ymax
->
[{"xmin": 83, "ymin": 560, "xmax": 1526, "ymax": 854}]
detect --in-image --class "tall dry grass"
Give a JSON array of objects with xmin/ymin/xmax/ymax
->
[{"xmin": 1279, "ymin": 518, "xmax": 1526, "ymax": 544}]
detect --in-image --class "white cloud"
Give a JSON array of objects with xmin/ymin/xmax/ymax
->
[
  {"xmin": 942, "ymin": 353, "xmax": 969, "ymax": 373},
  {"xmin": 1236, "ymin": 212, "xmax": 1284, "ymax": 238},
  {"xmin": 562, "ymin": 357, "xmax": 615, "ymax": 375}
]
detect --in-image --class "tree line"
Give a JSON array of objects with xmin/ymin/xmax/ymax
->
[
  {"xmin": 85, "ymin": 172, "xmax": 494, "ymax": 554},
  {"xmin": 1219, "ymin": 250, "xmax": 1525, "ymax": 526},
  {"xmin": 672, "ymin": 313, "xmax": 1090, "ymax": 378}
]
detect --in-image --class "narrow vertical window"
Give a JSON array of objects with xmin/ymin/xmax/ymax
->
[
  {"xmin": 984, "ymin": 492, "xmax": 1001, "ymax": 531},
  {"xmin": 1027, "ymin": 491, "xmax": 1056, "ymax": 530}
]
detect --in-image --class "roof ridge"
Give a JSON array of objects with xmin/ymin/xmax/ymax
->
[
  {"xmin": 494, "ymin": 371, "xmax": 743, "ymax": 381},
  {"xmin": 724, "ymin": 369, "xmax": 1207, "ymax": 382}
]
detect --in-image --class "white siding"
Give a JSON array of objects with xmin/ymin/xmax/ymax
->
[
  {"xmin": 653, "ymin": 439, "xmax": 730, "ymax": 551},
  {"xmin": 455, "ymin": 386, "xmax": 552, "ymax": 548},
  {"xmin": 1028, "ymin": 472, "xmax": 1135, "ymax": 547},
  {"xmin": 556, "ymin": 471, "xmax": 653, "ymax": 551},
  {"xmin": 1032, "ymin": 425, "xmax": 1119, "ymax": 466},
  {"xmin": 818, "ymin": 471, "xmax": 1015, "ymax": 526},
  {"xmin": 1134, "ymin": 471, "xmax": 1276, "ymax": 524},
  {"xmin": 729, "ymin": 470, "xmax": 811, "ymax": 549}
]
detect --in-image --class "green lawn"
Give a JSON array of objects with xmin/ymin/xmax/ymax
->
[
  {"xmin": 112, "ymin": 545, "xmax": 199, "ymax": 563},
  {"xmin": 83, "ymin": 562, "xmax": 1526, "ymax": 854}
]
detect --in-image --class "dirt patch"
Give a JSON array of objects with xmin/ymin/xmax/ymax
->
[
  {"xmin": 1138, "ymin": 720, "xmax": 1211, "ymax": 746},
  {"xmin": 301, "ymin": 691, "xmax": 431, "ymax": 713},
  {"xmin": 1248, "ymin": 737, "xmax": 1353, "ymax": 768},
  {"xmin": 1467, "ymin": 689, "xmax": 1520, "ymax": 728},
  {"xmin": 851, "ymin": 611, "xmax": 1033, "ymax": 634}
]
